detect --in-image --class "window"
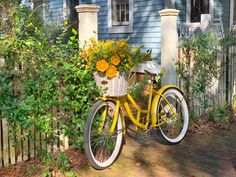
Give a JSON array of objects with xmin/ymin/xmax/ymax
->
[
  {"xmin": 191, "ymin": 0, "xmax": 209, "ymax": 23},
  {"xmin": 186, "ymin": 0, "xmax": 213, "ymax": 24},
  {"xmin": 112, "ymin": 0, "xmax": 129, "ymax": 26},
  {"xmin": 108, "ymin": 0, "xmax": 133, "ymax": 33}
]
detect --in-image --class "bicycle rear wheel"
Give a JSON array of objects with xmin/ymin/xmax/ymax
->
[
  {"xmin": 156, "ymin": 88, "xmax": 189, "ymax": 144},
  {"xmin": 84, "ymin": 100, "xmax": 123, "ymax": 170}
]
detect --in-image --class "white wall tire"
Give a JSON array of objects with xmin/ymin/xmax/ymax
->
[
  {"xmin": 156, "ymin": 88, "xmax": 189, "ymax": 144},
  {"xmin": 84, "ymin": 100, "xmax": 123, "ymax": 169}
]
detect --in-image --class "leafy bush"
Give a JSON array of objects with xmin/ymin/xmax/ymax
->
[
  {"xmin": 177, "ymin": 31, "xmax": 219, "ymax": 115},
  {"xmin": 0, "ymin": 3, "xmax": 99, "ymax": 148},
  {"xmin": 209, "ymin": 106, "xmax": 231, "ymax": 128}
]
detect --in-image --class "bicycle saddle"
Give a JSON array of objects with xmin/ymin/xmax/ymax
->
[
  {"xmin": 135, "ymin": 61, "xmax": 164, "ymax": 75},
  {"xmin": 144, "ymin": 67, "xmax": 163, "ymax": 75}
]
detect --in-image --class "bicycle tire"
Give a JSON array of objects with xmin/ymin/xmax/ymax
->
[
  {"xmin": 156, "ymin": 88, "xmax": 189, "ymax": 145},
  {"xmin": 84, "ymin": 100, "xmax": 124, "ymax": 170}
]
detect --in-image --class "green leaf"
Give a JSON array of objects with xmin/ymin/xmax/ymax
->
[{"xmin": 72, "ymin": 28, "xmax": 78, "ymax": 35}]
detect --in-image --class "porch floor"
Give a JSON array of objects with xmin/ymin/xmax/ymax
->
[{"xmin": 78, "ymin": 122, "xmax": 236, "ymax": 177}]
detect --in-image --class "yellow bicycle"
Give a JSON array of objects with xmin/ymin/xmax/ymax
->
[{"xmin": 84, "ymin": 68, "xmax": 189, "ymax": 170}]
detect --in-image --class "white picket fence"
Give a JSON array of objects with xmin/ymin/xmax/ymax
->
[
  {"xmin": 0, "ymin": 119, "xmax": 69, "ymax": 167},
  {"xmin": 178, "ymin": 23, "xmax": 236, "ymax": 116}
]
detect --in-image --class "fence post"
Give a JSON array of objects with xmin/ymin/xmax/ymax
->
[
  {"xmin": 159, "ymin": 9, "xmax": 179, "ymax": 86},
  {"xmin": 75, "ymin": 4, "xmax": 100, "ymax": 46},
  {"xmin": 0, "ymin": 57, "xmax": 4, "ymax": 67}
]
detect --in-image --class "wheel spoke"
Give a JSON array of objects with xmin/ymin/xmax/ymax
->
[
  {"xmin": 157, "ymin": 89, "xmax": 189, "ymax": 144},
  {"xmin": 84, "ymin": 101, "xmax": 123, "ymax": 169}
]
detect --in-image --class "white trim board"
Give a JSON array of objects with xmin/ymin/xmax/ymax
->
[{"xmin": 230, "ymin": 0, "xmax": 235, "ymax": 28}]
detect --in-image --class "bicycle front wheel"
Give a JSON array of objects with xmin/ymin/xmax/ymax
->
[
  {"xmin": 84, "ymin": 100, "xmax": 123, "ymax": 170},
  {"xmin": 156, "ymin": 88, "xmax": 189, "ymax": 144}
]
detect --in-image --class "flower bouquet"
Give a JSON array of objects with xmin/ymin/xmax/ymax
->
[{"xmin": 82, "ymin": 39, "xmax": 150, "ymax": 97}]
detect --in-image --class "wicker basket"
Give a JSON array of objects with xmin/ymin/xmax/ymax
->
[{"xmin": 94, "ymin": 72, "xmax": 128, "ymax": 97}]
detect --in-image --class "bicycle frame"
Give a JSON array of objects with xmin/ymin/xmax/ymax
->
[{"xmin": 101, "ymin": 84, "xmax": 181, "ymax": 135}]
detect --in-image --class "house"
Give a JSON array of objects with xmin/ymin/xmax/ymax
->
[
  {"xmin": 90, "ymin": 0, "xmax": 235, "ymax": 61},
  {"xmin": 22, "ymin": 0, "xmax": 236, "ymax": 60}
]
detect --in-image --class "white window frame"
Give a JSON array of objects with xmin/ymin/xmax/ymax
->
[
  {"xmin": 186, "ymin": 0, "xmax": 213, "ymax": 26},
  {"xmin": 230, "ymin": 0, "xmax": 236, "ymax": 28},
  {"xmin": 108, "ymin": 0, "xmax": 133, "ymax": 33}
]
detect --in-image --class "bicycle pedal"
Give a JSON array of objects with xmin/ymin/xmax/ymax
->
[{"xmin": 143, "ymin": 132, "xmax": 148, "ymax": 137}]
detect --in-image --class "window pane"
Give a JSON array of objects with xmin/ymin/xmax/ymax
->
[
  {"xmin": 117, "ymin": 11, "xmax": 121, "ymax": 22},
  {"xmin": 116, "ymin": 4, "xmax": 120, "ymax": 11},
  {"xmin": 191, "ymin": 0, "xmax": 209, "ymax": 23},
  {"xmin": 126, "ymin": 4, "xmax": 129, "ymax": 11},
  {"xmin": 121, "ymin": 10, "xmax": 125, "ymax": 22},
  {"xmin": 126, "ymin": 11, "xmax": 129, "ymax": 21}
]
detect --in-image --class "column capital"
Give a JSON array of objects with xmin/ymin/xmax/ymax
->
[
  {"xmin": 159, "ymin": 9, "xmax": 179, "ymax": 17},
  {"xmin": 75, "ymin": 4, "xmax": 100, "ymax": 13}
]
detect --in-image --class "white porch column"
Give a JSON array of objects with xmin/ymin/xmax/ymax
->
[
  {"xmin": 75, "ymin": 4, "xmax": 100, "ymax": 46},
  {"xmin": 159, "ymin": 9, "xmax": 179, "ymax": 86}
]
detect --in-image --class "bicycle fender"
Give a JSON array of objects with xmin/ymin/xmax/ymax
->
[{"xmin": 151, "ymin": 85, "xmax": 182, "ymax": 127}]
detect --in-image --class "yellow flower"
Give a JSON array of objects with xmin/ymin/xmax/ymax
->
[
  {"xmin": 104, "ymin": 55, "xmax": 108, "ymax": 59},
  {"xmin": 111, "ymin": 56, "xmax": 121, "ymax": 66},
  {"xmin": 87, "ymin": 47, "xmax": 93, "ymax": 56},
  {"xmin": 96, "ymin": 60, "xmax": 109, "ymax": 72},
  {"xmin": 90, "ymin": 38, "xmax": 97, "ymax": 46},
  {"xmin": 120, "ymin": 54, "xmax": 126, "ymax": 58},
  {"xmin": 106, "ymin": 66, "xmax": 117, "ymax": 78},
  {"xmin": 94, "ymin": 47, "xmax": 100, "ymax": 54},
  {"xmin": 118, "ymin": 40, "xmax": 126, "ymax": 47},
  {"xmin": 80, "ymin": 51, "xmax": 87, "ymax": 59}
]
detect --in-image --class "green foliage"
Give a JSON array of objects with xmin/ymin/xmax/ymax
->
[
  {"xmin": 65, "ymin": 171, "xmax": 78, "ymax": 177},
  {"xmin": 209, "ymin": 106, "xmax": 231, "ymax": 127},
  {"xmin": 220, "ymin": 30, "xmax": 236, "ymax": 51},
  {"xmin": 177, "ymin": 29, "xmax": 236, "ymax": 120},
  {"xmin": 129, "ymin": 75, "xmax": 149, "ymax": 102},
  {"xmin": 57, "ymin": 152, "xmax": 70, "ymax": 173},
  {"xmin": 37, "ymin": 149, "xmax": 53, "ymax": 165},
  {"xmin": 177, "ymin": 32, "xmax": 219, "ymax": 94},
  {"xmin": 0, "ymin": 3, "xmax": 99, "ymax": 149},
  {"xmin": 176, "ymin": 31, "xmax": 220, "ymax": 113},
  {"xmin": 41, "ymin": 151, "xmax": 78, "ymax": 176}
]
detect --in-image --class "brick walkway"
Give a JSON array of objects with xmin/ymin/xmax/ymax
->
[{"xmin": 77, "ymin": 123, "xmax": 236, "ymax": 177}]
